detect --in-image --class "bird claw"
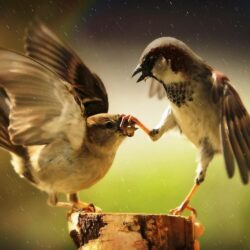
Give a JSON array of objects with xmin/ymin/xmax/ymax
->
[
  {"xmin": 71, "ymin": 202, "xmax": 102, "ymax": 213},
  {"xmin": 169, "ymin": 202, "xmax": 186, "ymax": 216},
  {"xmin": 120, "ymin": 114, "xmax": 150, "ymax": 136},
  {"xmin": 170, "ymin": 201, "xmax": 197, "ymax": 218},
  {"xmin": 119, "ymin": 114, "xmax": 138, "ymax": 137},
  {"xmin": 120, "ymin": 114, "xmax": 136, "ymax": 127}
]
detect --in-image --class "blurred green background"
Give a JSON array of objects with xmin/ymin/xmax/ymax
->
[{"xmin": 0, "ymin": 1, "xmax": 250, "ymax": 249}]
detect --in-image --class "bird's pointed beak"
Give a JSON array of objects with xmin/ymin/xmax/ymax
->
[
  {"xmin": 132, "ymin": 64, "xmax": 142, "ymax": 77},
  {"xmin": 132, "ymin": 63, "xmax": 153, "ymax": 83},
  {"xmin": 132, "ymin": 64, "xmax": 147, "ymax": 83}
]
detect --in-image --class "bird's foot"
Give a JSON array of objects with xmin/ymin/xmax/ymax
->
[
  {"xmin": 71, "ymin": 201, "xmax": 102, "ymax": 213},
  {"xmin": 170, "ymin": 183, "xmax": 200, "ymax": 217},
  {"xmin": 170, "ymin": 201, "xmax": 197, "ymax": 217},
  {"xmin": 120, "ymin": 114, "xmax": 150, "ymax": 136},
  {"xmin": 48, "ymin": 199, "xmax": 102, "ymax": 212},
  {"xmin": 119, "ymin": 114, "xmax": 138, "ymax": 137}
]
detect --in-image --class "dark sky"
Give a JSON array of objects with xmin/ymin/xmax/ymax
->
[
  {"xmin": 84, "ymin": 0, "xmax": 250, "ymax": 43},
  {"xmin": 0, "ymin": 0, "xmax": 250, "ymax": 48}
]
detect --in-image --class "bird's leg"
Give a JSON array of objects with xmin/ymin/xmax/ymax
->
[
  {"xmin": 120, "ymin": 107, "xmax": 176, "ymax": 139},
  {"xmin": 47, "ymin": 193, "xmax": 101, "ymax": 212},
  {"xmin": 47, "ymin": 193, "xmax": 73, "ymax": 209},
  {"xmin": 149, "ymin": 107, "xmax": 176, "ymax": 141},
  {"xmin": 170, "ymin": 183, "xmax": 200, "ymax": 216},
  {"xmin": 170, "ymin": 141, "xmax": 214, "ymax": 216},
  {"xmin": 67, "ymin": 193, "xmax": 102, "ymax": 212}
]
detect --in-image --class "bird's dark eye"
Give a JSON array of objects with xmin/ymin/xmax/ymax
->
[
  {"xmin": 149, "ymin": 55, "xmax": 155, "ymax": 60},
  {"xmin": 105, "ymin": 121, "xmax": 114, "ymax": 129},
  {"xmin": 146, "ymin": 55, "xmax": 157, "ymax": 69}
]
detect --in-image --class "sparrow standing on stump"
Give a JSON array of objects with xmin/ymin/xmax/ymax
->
[
  {"xmin": 0, "ymin": 23, "xmax": 137, "ymax": 211},
  {"xmin": 131, "ymin": 37, "xmax": 250, "ymax": 215}
]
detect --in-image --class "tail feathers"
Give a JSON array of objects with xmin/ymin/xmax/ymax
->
[{"xmin": 0, "ymin": 88, "xmax": 25, "ymax": 156}]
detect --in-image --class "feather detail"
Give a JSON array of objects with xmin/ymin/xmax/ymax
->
[
  {"xmin": 24, "ymin": 22, "xmax": 108, "ymax": 116},
  {"xmin": 213, "ymin": 71, "xmax": 250, "ymax": 183},
  {"xmin": 220, "ymin": 114, "xmax": 235, "ymax": 178},
  {"xmin": 0, "ymin": 49, "xmax": 85, "ymax": 150}
]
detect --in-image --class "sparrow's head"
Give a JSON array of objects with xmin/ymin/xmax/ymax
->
[
  {"xmin": 132, "ymin": 37, "xmax": 204, "ymax": 85},
  {"xmin": 86, "ymin": 113, "xmax": 136, "ymax": 153}
]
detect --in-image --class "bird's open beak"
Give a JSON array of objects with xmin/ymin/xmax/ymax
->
[{"xmin": 132, "ymin": 64, "xmax": 150, "ymax": 83}]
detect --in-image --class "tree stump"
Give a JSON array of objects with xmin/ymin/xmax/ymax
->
[{"xmin": 68, "ymin": 212, "xmax": 201, "ymax": 250}]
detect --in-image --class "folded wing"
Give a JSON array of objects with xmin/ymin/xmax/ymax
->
[
  {"xmin": 214, "ymin": 76, "xmax": 250, "ymax": 184},
  {"xmin": 25, "ymin": 22, "xmax": 108, "ymax": 117},
  {"xmin": 0, "ymin": 49, "xmax": 85, "ymax": 150}
]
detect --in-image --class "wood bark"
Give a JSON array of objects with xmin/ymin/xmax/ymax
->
[{"xmin": 68, "ymin": 212, "xmax": 201, "ymax": 250}]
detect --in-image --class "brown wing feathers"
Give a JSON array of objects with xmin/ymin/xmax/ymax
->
[
  {"xmin": 220, "ymin": 113, "xmax": 235, "ymax": 178},
  {"xmin": 0, "ymin": 88, "xmax": 25, "ymax": 156},
  {"xmin": 0, "ymin": 88, "xmax": 12, "ymax": 150},
  {"xmin": 222, "ymin": 84, "xmax": 250, "ymax": 183},
  {"xmin": 25, "ymin": 22, "xmax": 108, "ymax": 116}
]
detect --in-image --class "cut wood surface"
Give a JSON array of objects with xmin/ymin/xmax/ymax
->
[{"xmin": 68, "ymin": 212, "xmax": 201, "ymax": 250}]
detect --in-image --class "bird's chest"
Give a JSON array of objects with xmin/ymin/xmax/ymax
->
[
  {"xmin": 29, "ymin": 141, "xmax": 115, "ymax": 193},
  {"xmin": 169, "ymin": 83, "xmax": 220, "ymax": 149},
  {"xmin": 163, "ymin": 81, "xmax": 194, "ymax": 107}
]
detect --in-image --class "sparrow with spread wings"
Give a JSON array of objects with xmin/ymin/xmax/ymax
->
[
  {"xmin": 131, "ymin": 37, "xmax": 250, "ymax": 215},
  {"xmin": 0, "ymin": 23, "xmax": 137, "ymax": 211}
]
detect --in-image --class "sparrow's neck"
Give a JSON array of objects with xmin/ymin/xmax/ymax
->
[
  {"xmin": 84, "ymin": 136, "xmax": 124, "ymax": 159},
  {"xmin": 151, "ymin": 59, "xmax": 195, "ymax": 107}
]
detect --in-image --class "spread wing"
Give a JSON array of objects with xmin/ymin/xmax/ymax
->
[
  {"xmin": 148, "ymin": 78, "xmax": 166, "ymax": 99},
  {"xmin": 0, "ymin": 49, "xmax": 85, "ymax": 150},
  {"xmin": 24, "ymin": 22, "xmax": 108, "ymax": 117},
  {"xmin": 213, "ymin": 73, "xmax": 250, "ymax": 184}
]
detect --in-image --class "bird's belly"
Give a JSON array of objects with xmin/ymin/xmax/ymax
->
[
  {"xmin": 40, "ymin": 160, "xmax": 111, "ymax": 194},
  {"xmin": 171, "ymin": 99, "xmax": 221, "ymax": 150},
  {"xmin": 28, "ymin": 142, "xmax": 115, "ymax": 194},
  {"xmin": 43, "ymin": 158, "xmax": 113, "ymax": 194}
]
